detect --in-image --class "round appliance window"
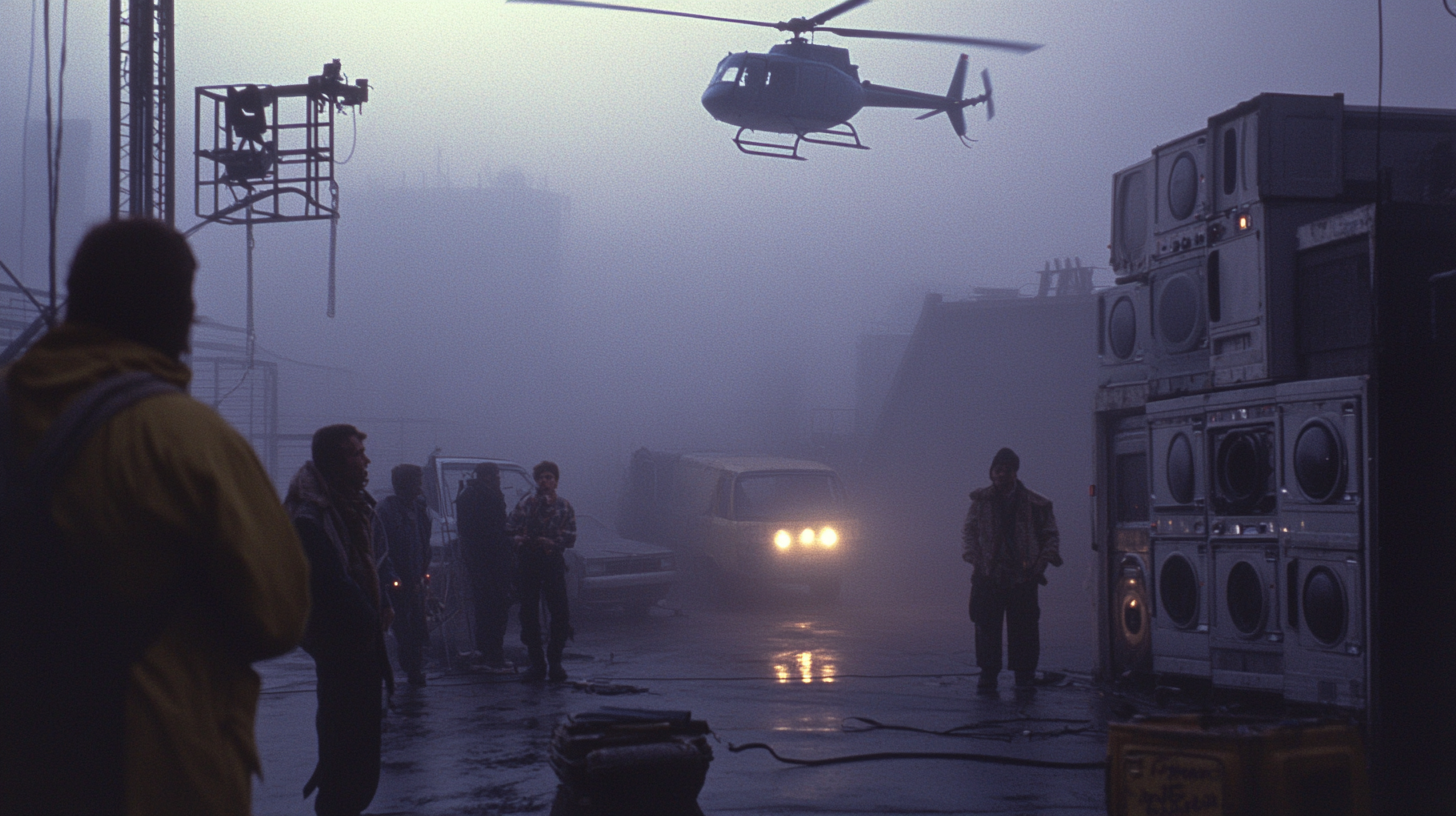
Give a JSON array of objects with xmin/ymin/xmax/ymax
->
[
  {"xmin": 1225, "ymin": 560, "xmax": 1265, "ymax": 636},
  {"xmin": 1167, "ymin": 152, "xmax": 1199, "ymax": 220},
  {"xmin": 1294, "ymin": 419, "xmax": 1346, "ymax": 503},
  {"xmin": 1216, "ymin": 430, "xmax": 1273, "ymax": 513},
  {"xmin": 1303, "ymin": 566, "xmax": 1348, "ymax": 646},
  {"xmin": 1166, "ymin": 432, "xmax": 1196, "ymax": 505},
  {"xmin": 1121, "ymin": 593, "xmax": 1146, "ymax": 640},
  {"xmin": 1108, "ymin": 296, "xmax": 1137, "ymax": 359},
  {"xmin": 1156, "ymin": 273, "xmax": 1202, "ymax": 352},
  {"xmin": 1119, "ymin": 171, "xmax": 1149, "ymax": 259},
  {"xmin": 1159, "ymin": 553, "xmax": 1199, "ymax": 629}
]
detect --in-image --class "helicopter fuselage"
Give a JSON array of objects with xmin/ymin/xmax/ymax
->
[{"xmin": 700, "ymin": 42, "xmax": 867, "ymax": 135}]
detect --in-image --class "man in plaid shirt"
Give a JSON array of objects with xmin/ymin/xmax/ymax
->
[{"xmin": 507, "ymin": 460, "xmax": 577, "ymax": 682}]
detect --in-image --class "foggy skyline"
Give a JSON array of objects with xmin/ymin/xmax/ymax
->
[{"xmin": 1, "ymin": 1, "xmax": 1453, "ymax": 512}]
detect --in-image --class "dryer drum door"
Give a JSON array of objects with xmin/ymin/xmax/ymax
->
[
  {"xmin": 1165, "ymin": 432, "xmax": 1196, "ymax": 505},
  {"xmin": 1154, "ymin": 269, "xmax": 1205, "ymax": 354},
  {"xmin": 1159, "ymin": 552, "xmax": 1200, "ymax": 629},
  {"xmin": 1225, "ymin": 560, "xmax": 1267, "ymax": 637},
  {"xmin": 1215, "ymin": 429, "xmax": 1276, "ymax": 514},
  {"xmin": 1167, "ymin": 152, "xmax": 1200, "ymax": 221},
  {"xmin": 1107, "ymin": 295, "xmax": 1139, "ymax": 360},
  {"xmin": 1293, "ymin": 419, "xmax": 1348, "ymax": 503},
  {"xmin": 1302, "ymin": 565, "xmax": 1348, "ymax": 646}
]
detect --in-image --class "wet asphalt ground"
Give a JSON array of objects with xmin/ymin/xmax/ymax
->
[{"xmin": 252, "ymin": 574, "xmax": 1111, "ymax": 815}]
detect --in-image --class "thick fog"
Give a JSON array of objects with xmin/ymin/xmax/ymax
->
[{"xmin": 2, "ymin": 2, "xmax": 1454, "ymax": 655}]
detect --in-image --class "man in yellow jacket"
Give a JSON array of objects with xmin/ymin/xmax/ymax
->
[{"xmin": 0, "ymin": 219, "xmax": 311, "ymax": 815}]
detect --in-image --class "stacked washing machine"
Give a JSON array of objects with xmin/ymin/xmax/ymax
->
[{"xmin": 1097, "ymin": 91, "xmax": 1456, "ymax": 708}]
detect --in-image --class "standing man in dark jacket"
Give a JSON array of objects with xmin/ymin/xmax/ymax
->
[
  {"xmin": 508, "ymin": 461, "xmax": 577, "ymax": 683},
  {"xmin": 378, "ymin": 463, "xmax": 433, "ymax": 686},
  {"xmin": 285, "ymin": 424, "xmax": 392, "ymax": 816},
  {"xmin": 962, "ymin": 448, "xmax": 1062, "ymax": 696},
  {"xmin": 457, "ymin": 462, "xmax": 516, "ymax": 669}
]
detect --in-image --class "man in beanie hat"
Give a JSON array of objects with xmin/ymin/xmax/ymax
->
[{"xmin": 962, "ymin": 447, "xmax": 1061, "ymax": 695}]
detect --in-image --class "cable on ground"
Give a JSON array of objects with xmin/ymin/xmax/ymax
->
[{"xmin": 727, "ymin": 741, "xmax": 1106, "ymax": 770}]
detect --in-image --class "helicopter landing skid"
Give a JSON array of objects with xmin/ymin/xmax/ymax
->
[{"xmin": 733, "ymin": 123, "xmax": 871, "ymax": 160}]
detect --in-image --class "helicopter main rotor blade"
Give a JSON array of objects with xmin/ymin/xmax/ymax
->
[
  {"xmin": 506, "ymin": 0, "xmax": 779, "ymax": 31},
  {"xmin": 820, "ymin": 26, "xmax": 1042, "ymax": 54},
  {"xmin": 808, "ymin": 0, "xmax": 874, "ymax": 27}
]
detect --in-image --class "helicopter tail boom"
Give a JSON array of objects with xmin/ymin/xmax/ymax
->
[{"xmin": 864, "ymin": 55, "xmax": 991, "ymax": 139}]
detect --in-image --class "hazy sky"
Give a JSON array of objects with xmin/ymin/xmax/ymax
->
[{"xmin": 2, "ymin": 1, "xmax": 1454, "ymax": 502}]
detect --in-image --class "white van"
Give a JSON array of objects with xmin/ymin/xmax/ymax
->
[{"xmin": 618, "ymin": 450, "xmax": 854, "ymax": 600}]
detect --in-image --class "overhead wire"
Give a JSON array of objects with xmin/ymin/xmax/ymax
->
[
  {"xmin": 17, "ymin": 0, "xmax": 40, "ymax": 282},
  {"xmin": 42, "ymin": 0, "xmax": 71, "ymax": 322}
]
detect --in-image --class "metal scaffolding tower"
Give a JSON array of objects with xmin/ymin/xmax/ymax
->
[{"xmin": 111, "ymin": 0, "xmax": 175, "ymax": 223}]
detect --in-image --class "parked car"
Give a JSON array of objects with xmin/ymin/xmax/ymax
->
[
  {"xmin": 422, "ymin": 454, "xmax": 675, "ymax": 622},
  {"xmin": 567, "ymin": 514, "xmax": 678, "ymax": 615},
  {"xmin": 617, "ymin": 450, "xmax": 855, "ymax": 600}
]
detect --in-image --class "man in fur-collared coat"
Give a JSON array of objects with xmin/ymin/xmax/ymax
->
[
  {"xmin": 286, "ymin": 425, "xmax": 393, "ymax": 816},
  {"xmin": 962, "ymin": 447, "xmax": 1062, "ymax": 695}
]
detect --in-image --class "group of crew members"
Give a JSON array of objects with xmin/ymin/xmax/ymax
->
[
  {"xmin": 0, "ymin": 217, "xmax": 1057, "ymax": 816},
  {"xmin": 0, "ymin": 218, "xmax": 578, "ymax": 816}
]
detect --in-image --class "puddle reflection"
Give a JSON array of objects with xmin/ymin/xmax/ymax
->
[{"xmin": 773, "ymin": 649, "xmax": 839, "ymax": 684}]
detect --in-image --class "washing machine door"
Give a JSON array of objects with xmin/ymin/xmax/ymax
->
[
  {"xmin": 1114, "ymin": 554, "xmax": 1152, "ymax": 674},
  {"xmin": 1212, "ymin": 426, "xmax": 1277, "ymax": 515}
]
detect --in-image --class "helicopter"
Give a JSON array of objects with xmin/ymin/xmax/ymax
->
[{"xmin": 509, "ymin": 0, "xmax": 1041, "ymax": 160}]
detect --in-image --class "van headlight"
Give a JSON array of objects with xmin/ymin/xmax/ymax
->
[
  {"xmin": 819, "ymin": 527, "xmax": 838, "ymax": 547},
  {"xmin": 799, "ymin": 528, "xmax": 816, "ymax": 545},
  {"xmin": 774, "ymin": 529, "xmax": 792, "ymax": 550}
]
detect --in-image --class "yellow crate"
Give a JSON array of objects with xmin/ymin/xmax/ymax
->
[{"xmin": 1107, "ymin": 715, "xmax": 1369, "ymax": 816}]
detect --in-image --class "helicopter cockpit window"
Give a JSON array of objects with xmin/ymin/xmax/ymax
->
[
  {"xmin": 740, "ymin": 58, "xmax": 766, "ymax": 89},
  {"xmin": 718, "ymin": 65, "xmax": 740, "ymax": 84}
]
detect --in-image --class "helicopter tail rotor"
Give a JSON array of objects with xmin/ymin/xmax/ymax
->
[{"xmin": 981, "ymin": 68, "xmax": 994, "ymax": 121}]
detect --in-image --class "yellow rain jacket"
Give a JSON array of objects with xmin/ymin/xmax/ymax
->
[{"xmin": 2, "ymin": 323, "xmax": 310, "ymax": 815}]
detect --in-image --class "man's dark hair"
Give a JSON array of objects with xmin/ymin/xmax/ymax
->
[
  {"xmin": 312, "ymin": 424, "xmax": 365, "ymax": 474},
  {"xmin": 991, "ymin": 447, "xmax": 1020, "ymax": 473},
  {"xmin": 65, "ymin": 219, "xmax": 198, "ymax": 358},
  {"xmin": 391, "ymin": 463, "xmax": 423, "ymax": 495},
  {"xmin": 474, "ymin": 462, "xmax": 499, "ymax": 479},
  {"xmin": 533, "ymin": 460, "xmax": 559, "ymax": 481}
]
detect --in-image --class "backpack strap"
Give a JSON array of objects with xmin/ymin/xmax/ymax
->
[{"xmin": 0, "ymin": 370, "xmax": 182, "ymax": 509}]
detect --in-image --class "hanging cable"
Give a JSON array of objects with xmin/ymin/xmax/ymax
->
[
  {"xmin": 245, "ymin": 211, "xmax": 256, "ymax": 369},
  {"xmin": 18, "ymin": 0, "xmax": 40, "ymax": 283},
  {"xmin": 328, "ymin": 179, "xmax": 339, "ymax": 318},
  {"xmin": 1375, "ymin": 0, "xmax": 1384, "ymax": 200},
  {"xmin": 43, "ymin": 0, "xmax": 56, "ymax": 318},
  {"xmin": 336, "ymin": 108, "xmax": 359, "ymax": 165}
]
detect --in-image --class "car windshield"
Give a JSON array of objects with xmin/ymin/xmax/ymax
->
[
  {"xmin": 733, "ymin": 472, "xmax": 844, "ymax": 522},
  {"xmin": 440, "ymin": 463, "xmax": 533, "ymax": 519}
]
